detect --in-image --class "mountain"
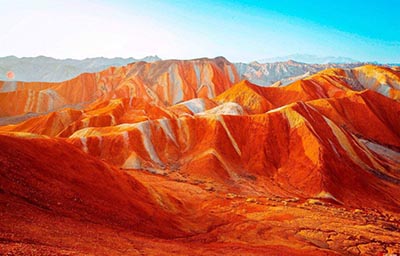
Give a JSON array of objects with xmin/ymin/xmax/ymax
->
[
  {"xmin": 0, "ymin": 55, "xmax": 161, "ymax": 82},
  {"xmin": 259, "ymin": 54, "xmax": 360, "ymax": 64},
  {"xmin": 235, "ymin": 60, "xmax": 366, "ymax": 86},
  {"xmin": 0, "ymin": 57, "xmax": 238, "ymax": 124},
  {"xmin": 1, "ymin": 58, "xmax": 400, "ymax": 255},
  {"xmin": 0, "ymin": 55, "xmax": 371, "ymax": 93}
]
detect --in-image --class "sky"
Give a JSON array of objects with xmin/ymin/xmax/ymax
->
[{"xmin": 0, "ymin": 0, "xmax": 399, "ymax": 63}]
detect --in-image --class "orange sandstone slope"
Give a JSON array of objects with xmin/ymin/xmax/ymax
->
[
  {"xmin": 0, "ymin": 96, "xmax": 219, "ymax": 137},
  {"xmin": 1, "ymin": 132, "xmax": 399, "ymax": 255},
  {"xmin": 64, "ymin": 90, "xmax": 400, "ymax": 210},
  {"xmin": 1, "ymin": 64, "xmax": 400, "ymax": 255},
  {"xmin": 215, "ymin": 65, "xmax": 400, "ymax": 113},
  {"xmin": 6, "ymin": 64, "xmax": 395, "ymax": 210},
  {"xmin": 0, "ymin": 57, "xmax": 239, "ymax": 119},
  {"xmin": 6, "ymin": 64, "xmax": 398, "ymax": 136},
  {"xmin": 1, "ymin": 134, "xmax": 348, "ymax": 255},
  {"xmin": 310, "ymin": 64, "xmax": 400, "ymax": 99},
  {"xmin": 2, "ymin": 65, "xmax": 400, "ymax": 209},
  {"xmin": 0, "ymin": 73, "xmax": 98, "ymax": 118},
  {"xmin": 0, "ymin": 133, "xmax": 192, "ymax": 238}
]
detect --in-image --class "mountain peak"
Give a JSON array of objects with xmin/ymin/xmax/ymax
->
[{"xmin": 286, "ymin": 59, "xmax": 301, "ymax": 64}]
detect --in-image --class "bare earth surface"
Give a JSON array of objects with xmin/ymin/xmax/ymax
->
[{"xmin": 1, "ymin": 59, "xmax": 400, "ymax": 255}]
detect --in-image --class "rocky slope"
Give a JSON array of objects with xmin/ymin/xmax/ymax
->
[
  {"xmin": 1, "ymin": 63, "xmax": 400, "ymax": 255},
  {"xmin": 0, "ymin": 57, "xmax": 239, "ymax": 123}
]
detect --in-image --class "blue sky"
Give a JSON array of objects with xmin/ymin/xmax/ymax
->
[{"xmin": 0, "ymin": 0, "xmax": 399, "ymax": 62}]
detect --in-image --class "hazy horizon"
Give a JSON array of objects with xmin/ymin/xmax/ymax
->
[{"xmin": 0, "ymin": 0, "xmax": 399, "ymax": 63}]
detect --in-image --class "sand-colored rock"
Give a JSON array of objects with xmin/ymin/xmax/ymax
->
[{"xmin": 1, "ymin": 64, "xmax": 400, "ymax": 255}]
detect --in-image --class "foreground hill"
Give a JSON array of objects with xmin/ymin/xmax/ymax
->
[{"xmin": 1, "ymin": 64, "xmax": 400, "ymax": 255}]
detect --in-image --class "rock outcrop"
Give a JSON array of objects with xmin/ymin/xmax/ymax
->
[{"xmin": 1, "ymin": 63, "xmax": 400, "ymax": 255}]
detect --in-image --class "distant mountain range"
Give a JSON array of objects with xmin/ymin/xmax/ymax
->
[
  {"xmin": 235, "ymin": 60, "xmax": 368, "ymax": 86},
  {"xmin": 259, "ymin": 54, "xmax": 360, "ymax": 64},
  {"xmin": 0, "ymin": 55, "xmax": 375, "ymax": 87},
  {"xmin": 0, "ymin": 55, "xmax": 161, "ymax": 82}
]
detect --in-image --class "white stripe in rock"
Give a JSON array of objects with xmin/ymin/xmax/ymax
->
[
  {"xmin": 110, "ymin": 113, "xmax": 116, "ymax": 125},
  {"xmin": 191, "ymin": 148, "xmax": 238, "ymax": 179},
  {"xmin": 179, "ymin": 98, "xmax": 205, "ymax": 114},
  {"xmin": 80, "ymin": 137, "xmax": 88, "ymax": 153},
  {"xmin": 359, "ymin": 139, "xmax": 400, "ymax": 162},
  {"xmin": 158, "ymin": 119, "xmax": 177, "ymax": 145},
  {"xmin": 122, "ymin": 131, "xmax": 129, "ymax": 148},
  {"xmin": 227, "ymin": 65, "xmax": 235, "ymax": 83},
  {"xmin": 136, "ymin": 121, "xmax": 164, "ymax": 166},
  {"xmin": 97, "ymin": 135, "xmax": 103, "ymax": 149},
  {"xmin": 323, "ymin": 116, "xmax": 368, "ymax": 169},
  {"xmin": 217, "ymin": 116, "xmax": 241, "ymax": 156},
  {"xmin": 177, "ymin": 117, "xmax": 191, "ymax": 151},
  {"xmin": 122, "ymin": 152, "xmax": 142, "ymax": 169}
]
